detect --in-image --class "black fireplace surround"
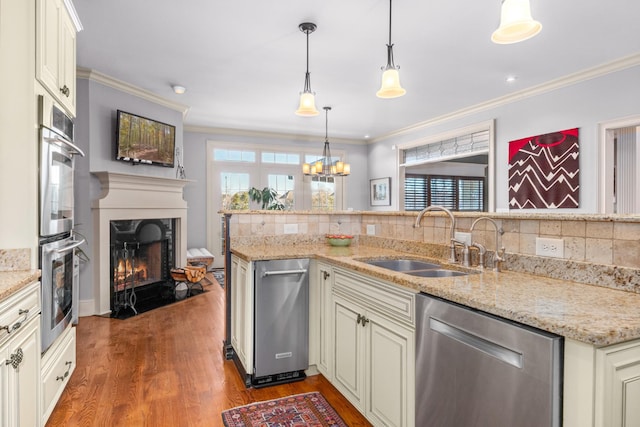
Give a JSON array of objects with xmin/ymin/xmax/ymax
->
[{"xmin": 109, "ymin": 218, "xmax": 176, "ymax": 317}]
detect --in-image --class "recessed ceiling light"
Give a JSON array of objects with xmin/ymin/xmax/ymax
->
[
  {"xmin": 364, "ymin": 135, "xmax": 370, "ymax": 139},
  {"xmin": 172, "ymin": 85, "xmax": 186, "ymax": 94},
  {"xmin": 505, "ymin": 76, "xmax": 518, "ymax": 83}
]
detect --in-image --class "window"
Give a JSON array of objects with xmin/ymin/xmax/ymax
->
[
  {"xmin": 214, "ymin": 148, "xmax": 256, "ymax": 162},
  {"xmin": 405, "ymin": 174, "xmax": 485, "ymax": 211},
  {"xmin": 262, "ymin": 152, "xmax": 300, "ymax": 165},
  {"xmin": 267, "ymin": 174, "xmax": 295, "ymax": 210},
  {"xmin": 221, "ymin": 172, "xmax": 250, "ymax": 210},
  {"xmin": 311, "ymin": 176, "xmax": 336, "ymax": 211}
]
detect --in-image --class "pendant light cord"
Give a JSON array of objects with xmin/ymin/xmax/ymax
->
[
  {"xmin": 388, "ymin": 0, "xmax": 393, "ymax": 46},
  {"xmin": 304, "ymin": 28, "xmax": 311, "ymax": 92},
  {"xmin": 385, "ymin": 0, "xmax": 396, "ymax": 69}
]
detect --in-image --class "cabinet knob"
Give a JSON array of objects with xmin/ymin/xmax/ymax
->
[
  {"xmin": 356, "ymin": 314, "xmax": 363, "ymax": 325},
  {"xmin": 322, "ymin": 270, "xmax": 330, "ymax": 280},
  {"xmin": 60, "ymin": 85, "xmax": 70, "ymax": 97},
  {"xmin": 5, "ymin": 347, "xmax": 24, "ymax": 370},
  {"xmin": 361, "ymin": 316, "xmax": 370, "ymax": 327}
]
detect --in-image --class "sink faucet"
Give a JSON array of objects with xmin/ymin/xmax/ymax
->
[
  {"xmin": 414, "ymin": 205, "xmax": 461, "ymax": 263},
  {"xmin": 470, "ymin": 217, "xmax": 505, "ymax": 272}
]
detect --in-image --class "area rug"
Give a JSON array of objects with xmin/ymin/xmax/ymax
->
[
  {"xmin": 221, "ymin": 392, "xmax": 348, "ymax": 427},
  {"xmin": 212, "ymin": 269, "xmax": 225, "ymax": 288}
]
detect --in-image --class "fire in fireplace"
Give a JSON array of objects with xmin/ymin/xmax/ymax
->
[{"xmin": 110, "ymin": 219, "xmax": 175, "ymax": 316}]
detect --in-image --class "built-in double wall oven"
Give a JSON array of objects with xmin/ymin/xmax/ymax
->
[{"xmin": 38, "ymin": 95, "xmax": 85, "ymax": 353}]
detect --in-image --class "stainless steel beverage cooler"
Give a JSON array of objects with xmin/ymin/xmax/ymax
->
[{"xmin": 253, "ymin": 258, "xmax": 309, "ymax": 387}]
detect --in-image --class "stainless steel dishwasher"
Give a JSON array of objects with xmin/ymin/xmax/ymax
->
[
  {"xmin": 253, "ymin": 258, "xmax": 309, "ymax": 388},
  {"xmin": 416, "ymin": 293, "xmax": 563, "ymax": 427}
]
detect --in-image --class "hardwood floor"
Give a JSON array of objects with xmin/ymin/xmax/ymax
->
[{"xmin": 46, "ymin": 275, "xmax": 372, "ymax": 426}]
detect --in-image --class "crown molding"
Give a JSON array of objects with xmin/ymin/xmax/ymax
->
[
  {"xmin": 184, "ymin": 124, "xmax": 367, "ymax": 145},
  {"xmin": 76, "ymin": 67, "xmax": 191, "ymax": 117},
  {"xmin": 63, "ymin": 0, "xmax": 83, "ymax": 32},
  {"xmin": 373, "ymin": 53, "xmax": 640, "ymax": 143}
]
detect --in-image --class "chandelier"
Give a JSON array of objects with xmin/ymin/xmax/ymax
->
[{"xmin": 302, "ymin": 107, "xmax": 350, "ymax": 177}]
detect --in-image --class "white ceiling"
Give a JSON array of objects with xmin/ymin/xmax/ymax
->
[{"xmin": 73, "ymin": 0, "xmax": 640, "ymax": 141}]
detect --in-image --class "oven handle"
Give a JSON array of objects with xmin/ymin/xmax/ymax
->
[
  {"xmin": 47, "ymin": 238, "xmax": 86, "ymax": 254},
  {"xmin": 46, "ymin": 134, "xmax": 85, "ymax": 157}
]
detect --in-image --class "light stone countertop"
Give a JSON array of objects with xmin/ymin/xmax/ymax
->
[
  {"xmin": 232, "ymin": 243, "xmax": 640, "ymax": 347},
  {"xmin": 0, "ymin": 270, "xmax": 41, "ymax": 301}
]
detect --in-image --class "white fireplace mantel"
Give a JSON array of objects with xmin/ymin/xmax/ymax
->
[{"xmin": 91, "ymin": 171, "xmax": 191, "ymax": 315}]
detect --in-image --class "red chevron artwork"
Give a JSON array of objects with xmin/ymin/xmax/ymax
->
[{"xmin": 508, "ymin": 128, "xmax": 579, "ymax": 209}]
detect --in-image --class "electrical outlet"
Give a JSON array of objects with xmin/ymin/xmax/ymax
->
[
  {"xmin": 283, "ymin": 224, "xmax": 298, "ymax": 234},
  {"xmin": 455, "ymin": 232, "xmax": 472, "ymax": 246},
  {"xmin": 366, "ymin": 224, "xmax": 376, "ymax": 235},
  {"xmin": 536, "ymin": 237, "xmax": 564, "ymax": 258}
]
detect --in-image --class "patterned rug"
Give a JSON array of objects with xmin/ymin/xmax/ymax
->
[{"xmin": 221, "ymin": 392, "xmax": 348, "ymax": 427}]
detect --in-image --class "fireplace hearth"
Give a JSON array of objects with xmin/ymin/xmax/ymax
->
[{"xmin": 110, "ymin": 219, "xmax": 175, "ymax": 317}]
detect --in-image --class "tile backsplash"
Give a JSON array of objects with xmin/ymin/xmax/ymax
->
[{"xmin": 224, "ymin": 210, "xmax": 640, "ymax": 293}]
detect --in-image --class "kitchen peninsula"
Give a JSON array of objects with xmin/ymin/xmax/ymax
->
[{"xmin": 224, "ymin": 210, "xmax": 640, "ymax": 427}]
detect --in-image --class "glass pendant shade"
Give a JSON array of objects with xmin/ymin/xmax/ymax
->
[
  {"xmin": 491, "ymin": 0, "xmax": 542, "ymax": 44},
  {"xmin": 377, "ymin": 67, "xmax": 406, "ymax": 98},
  {"xmin": 295, "ymin": 91, "xmax": 319, "ymax": 116}
]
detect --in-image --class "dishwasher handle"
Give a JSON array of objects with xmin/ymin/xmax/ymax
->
[
  {"xmin": 261, "ymin": 269, "xmax": 307, "ymax": 278},
  {"xmin": 430, "ymin": 317, "xmax": 523, "ymax": 369}
]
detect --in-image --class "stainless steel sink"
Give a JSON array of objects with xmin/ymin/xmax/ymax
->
[
  {"xmin": 364, "ymin": 259, "xmax": 441, "ymax": 271},
  {"xmin": 361, "ymin": 258, "xmax": 474, "ymax": 278},
  {"xmin": 407, "ymin": 269, "xmax": 469, "ymax": 278}
]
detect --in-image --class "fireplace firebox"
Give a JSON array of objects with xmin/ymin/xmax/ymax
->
[{"xmin": 110, "ymin": 219, "xmax": 175, "ymax": 316}]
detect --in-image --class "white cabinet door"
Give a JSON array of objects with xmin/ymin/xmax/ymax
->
[
  {"xmin": 317, "ymin": 262, "xmax": 333, "ymax": 378},
  {"xmin": 332, "ymin": 295, "xmax": 365, "ymax": 412},
  {"xmin": 36, "ymin": 0, "xmax": 61, "ymax": 95},
  {"xmin": 0, "ymin": 315, "xmax": 41, "ymax": 427},
  {"xmin": 332, "ymin": 268, "xmax": 416, "ymax": 427},
  {"xmin": 36, "ymin": 0, "xmax": 76, "ymax": 116},
  {"xmin": 596, "ymin": 340, "xmax": 640, "ymax": 427},
  {"xmin": 230, "ymin": 256, "xmax": 252, "ymax": 374},
  {"xmin": 58, "ymin": 7, "xmax": 76, "ymax": 114},
  {"xmin": 366, "ymin": 311, "xmax": 414, "ymax": 427}
]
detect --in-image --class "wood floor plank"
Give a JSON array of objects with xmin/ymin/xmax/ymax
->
[{"xmin": 46, "ymin": 276, "xmax": 372, "ymax": 426}]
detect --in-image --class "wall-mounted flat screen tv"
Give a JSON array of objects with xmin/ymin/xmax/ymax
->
[{"xmin": 116, "ymin": 110, "xmax": 176, "ymax": 167}]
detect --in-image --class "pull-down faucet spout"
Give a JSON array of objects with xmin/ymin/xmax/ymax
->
[
  {"xmin": 470, "ymin": 217, "xmax": 505, "ymax": 272},
  {"xmin": 414, "ymin": 205, "xmax": 460, "ymax": 263}
]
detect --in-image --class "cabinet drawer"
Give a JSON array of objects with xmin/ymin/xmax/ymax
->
[
  {"xmin": 333, "ymin": 268, "xmax": 415, "ymax": 327},
  {"xmin": 42, "ymin": 325, "xmax": 76, "ymax": 423},
  {"xmin": 0, "ymin": 281, "xmax": 41, "ymax": 345}
]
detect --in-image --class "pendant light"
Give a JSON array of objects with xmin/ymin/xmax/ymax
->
[
  {"xmin": 376, "ymin": 0, "xmax": 406, "ymax": 99},
  {"xmin": 295, "ymin": 22, "xmax": 319, "ymax": 116},
  {"xmin": 491, "ymin": 0, "xmax": 542, "ymax": 44},
  {"xmin": 302, "ymin": 107, "xmax": 350, "ymax": 177}
]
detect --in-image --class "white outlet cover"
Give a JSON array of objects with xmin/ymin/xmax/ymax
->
[
  {"xmin": 455, "ymin": 232, "xmax": 472, "ymax": 246},
  {"xmin": 366, "ymin": 224, "xmax": 376, "ymax": 235},
  {"xmin": 283, "ymin": 223, "xmax": 298, "ymax": 234},
  {"xmin": 536, "ymin": 237, "xmax": 564, "ymax": 258}
]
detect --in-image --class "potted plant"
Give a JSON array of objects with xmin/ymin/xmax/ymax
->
[{"xmin": 248, "ymin": 187, "xmax": 285, "ymax": 210}]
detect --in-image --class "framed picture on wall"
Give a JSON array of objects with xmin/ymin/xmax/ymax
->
[{"xmin": 370, "ymin": 177, "xmax": 391, "ymax": 206}]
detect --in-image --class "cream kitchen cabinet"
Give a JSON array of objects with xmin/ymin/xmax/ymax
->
[
  {"xmin": 230, "ymin": 255, "xmax": 253, "ymax": 382},
  {"xmin": 564, "ymin": 338, "xmax": 640, "ymax": 427},
  {"xmin": 36, "ymin": 0, "xmax": 77, "ymax": 116},
  {"xmin": 0, "ymin": 281, "xmax": 41, "ymax": 427},
  {"xmin": 311, "ymin": 261, "xmax": 333, "ymax": 378},
  {"xmin": 41, "ymin": 324, "xmax": 76, "ymax": 425},
  {"xmin": 332, "ymin": 267, "xmax": 415, "ymax": 427}
]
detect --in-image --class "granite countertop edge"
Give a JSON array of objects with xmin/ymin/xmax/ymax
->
[
  {"xmin": 232, "ymin": 244, "xmax": 640, "ymax": 347},
  {"xmin": 0, "ymin": 270, "xmax": 41, "ymax": 302}
]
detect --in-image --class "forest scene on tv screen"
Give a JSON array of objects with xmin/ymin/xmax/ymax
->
[{"xmin": 117, "ymin": 111, "xmax": 175, "ymax": 167}]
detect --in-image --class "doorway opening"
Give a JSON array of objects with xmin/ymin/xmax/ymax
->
[{"xmin": 599, "ymin": 116, "xmax": 640, "ymax": 213}]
